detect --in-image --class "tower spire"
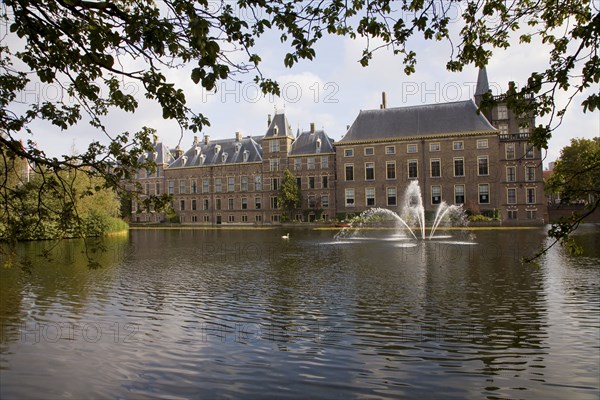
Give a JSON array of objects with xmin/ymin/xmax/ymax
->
[
  {"xmin": 474, "ymin": 67, "xmax": 490, "ymax": 107},
  {"xmin": 475, "ymin": 67, "xmax": 489, "ymax": 97}
]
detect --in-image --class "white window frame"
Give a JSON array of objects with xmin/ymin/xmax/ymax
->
[
  {"xmin": 477, "ymin": 155, "xmax": 489, "ymax": 176},
  {"xmin": 454, "ymin": 157, "xmax": 465, "ymax": 177},
  {"xmin": 430, "ymin": 158, "xmax": 441, "ymax": 178},
  {"xmin": 507, "ymin": 188, "xmax": 517, "ymax": 204},
  {"xmin": 453, "ymin": 141, "xmax": 464, "ymax": 150},
  {"xmin": 345, "ymin": 188, "xmax": 355, "ymax": 207},
  {"xmin": 431, "ymin": 185, "xmax": 442, "ymax": 205},
  {"xmin": 478, "ymin": 183, "xmax": 490, "ymax": 204},
  {"xmin": 365, "ymin": 187, "xmax": 376, "ymax": 206},
  {"xmin": 407, "ymin": 159, "xmax": 418, "ymax": 179}
]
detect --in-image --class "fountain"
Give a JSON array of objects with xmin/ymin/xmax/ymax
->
[{"xmin": 335, "ymin": 181, "xmax": 467, "ymax": 241}]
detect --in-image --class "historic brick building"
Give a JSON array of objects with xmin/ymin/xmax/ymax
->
[
  {"xmin": 334, "ymin": 99, "xmax": 501, "ymax": 218},
  {"xmin": 133, "ymin": 113, "xmax": 337, "ymax": 225},
  {"xmin": 474, "ymin": 68, "xmax": 546, "ymax": 223},
  {"xmin": 131, "ymin": 69, "xmax": 546, "ymax": 225},
  {"xmin": 131, "ymin": 140, "xmax": 174, "ymax": 223},
  {"xmin": 334, "ymin": 68, "xmax": 545, "ymax": 223}
]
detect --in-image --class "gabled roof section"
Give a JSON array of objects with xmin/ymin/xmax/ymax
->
[
  {"xmin": 340, "ymin": 100, "xmax": 496, "ymax": 143},
  {"xmin": 264, "ymin": 112, "xmax": 293, "ymax": 138},
  {"xmin": 168, "ymin": 136, "xmax": 263, "ymax": 168},
  {"xmin": 475, "ymin": 67, "xmax": 490, "ymax": 97},
  {"xmin": 138, "ymin": 141, "xmax": 175, "ymax": 165},
  {"xmin": 290, "ymin": 130, "xmax": 335, "ymax": 155}
]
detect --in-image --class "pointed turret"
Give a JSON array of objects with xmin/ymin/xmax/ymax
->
[{"xmin": 474, "ymin": 67, "xmax": 490, "ymax": 107}]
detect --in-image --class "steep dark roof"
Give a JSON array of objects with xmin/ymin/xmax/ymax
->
[
  {"xmin": 340, "ymin": 100, "xmax": 496, "ymax": 143},
  {"xmin": 290, "ymin": 130, "xmax": 335, "ymax": 155},
  {"xmin": 168, "ymin": 136, "xmax": 263, "ymax": 168},
  {"xmin": 264, "ymin": 112, "xmax": 293, "ymax": 138},
  {"xmin": 475, "ymin": 67, "xmax": 490, "ymax": 97},
  {"xmin": 138, "ymin": 141, "xmax": 175, "ymax": 165}
]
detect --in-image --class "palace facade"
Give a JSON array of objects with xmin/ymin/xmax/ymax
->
[{"xmin": 131, "ymin": 69, "xmax": 546, "ymax": 225}]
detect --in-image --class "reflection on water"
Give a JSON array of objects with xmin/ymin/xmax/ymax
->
[{"xmin": 1, "ymin": 226, "xmax": 599, "ymax": 399}]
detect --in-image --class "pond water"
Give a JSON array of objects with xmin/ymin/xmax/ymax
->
[{"xmin": 1, "ymin": 226, "xmax": 599, "ymax": 399}]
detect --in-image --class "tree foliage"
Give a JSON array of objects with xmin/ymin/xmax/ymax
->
[
  {"xmin": 0, "ymin": 0, "xmax": 598, "ymax": 240},
  {"xmin": 524, "ymin": 137, "xmax": 600, "ymax": 261},
  {"xmin": 0, "ymin": 144, "xmax": 125, "ymax": 242},
  {"xmin": 547, "ymin": 137, "xmax": 600, "ymax": 205},
  {"xmin": 279, "ymin": 169, "xmax": 301, "ymax": 221}
]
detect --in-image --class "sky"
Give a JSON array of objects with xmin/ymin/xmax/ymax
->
[{"xmin": 4, "ymin": 2, "xmax": 599, "ymax": 168}]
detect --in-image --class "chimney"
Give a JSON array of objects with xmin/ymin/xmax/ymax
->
[
  {"xmin": 267, "ymin": 114, "xmax": 272, "ymax": 127},
  {"xmin": 174, "ymin": 146, "xmax": 183, "ymax": 159},
  {"xmin": 235, "ymin": 131, "xmax": 242, "ymax": 141},
  {"xmin": 310, "ymin": 122, "xmax": 315, "ymax": 133},
  {"xmin": 193, "ymin": 135, "xmax": 199, "ymax": 145},
  {"xmin": 204, "ymin": 135, "xmax": 210, "ymax": 145},
  {"xmin": 382, "ymin": 91, "xmax": 387, "ymax": 109}
]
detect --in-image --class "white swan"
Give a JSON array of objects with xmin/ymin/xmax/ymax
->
[{"xmin": 281, "ymin": 233, "xmax": 290, "ymax": 239}]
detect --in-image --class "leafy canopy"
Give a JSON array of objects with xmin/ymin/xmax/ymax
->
[
  {"xmin": 547, "ymin": 137, "xmax": 600, "ymax": 205},
  {"xmin": 526, "ymin": 137, "xmax": 600, "ymax": 261},
  {"xmin": 0, "ymin": 148, "xmax": 125, "ymax": 242}
]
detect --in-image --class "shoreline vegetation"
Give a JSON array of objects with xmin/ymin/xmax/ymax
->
[
  {"xmin": 1, "ymin": 155, "xmax": 128, "ymax": 243},
  {"xmin": 0, "ymin": 216, "xmax": 129, "ymax": 242}
]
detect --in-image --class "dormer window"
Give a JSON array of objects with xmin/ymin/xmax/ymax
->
[
  {"xmin": 152, "ymin": 151, "xmax": 158, "ymax": 160},
  {"xmin": 243, "ymin": 150, "xmax": 250, "ymax": 162},
  {"xmin": 181, "ymin": 156, "xmax": 188, "ymax": 166},
  {"xmin": 199, "ymin": 154, "xmax": 206, "ymax": 164},
  {"xmin": 273, "ymin": 125, "xmax": 279, "ymax": 136},
  {"xmin": 235, "ymin": 142, "xmax": 242, "ymax": 152},
  {"xmin": 194, "ymin": 146, "xmax": 201, "ymax": 156},
  {"xmin": 316, "ymin": 138, "xmax": 322, "ymax": 152},
  {"xmin": 221, "ymin": 152, "xmax": 228, "ymax": 162},
  {"xmin": 214, "ymin": 145, "xmax": 221, "ymax": 154}
]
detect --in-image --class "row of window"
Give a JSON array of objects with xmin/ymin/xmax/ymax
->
[
  {"xmin": 292, "ymin": 156, "xmax": 329, "ymax": 170},
  {"xmin": 135, "ymin": 169, "xmax": 161, "ymax": 179},
  {"xmin": 267, "ymin": 138, "xmax": 324, "ymax": 152},
  {"xmin": 496, "ymin": 123, "xmax": 530, "ymax": 136},
  {"xmin": 507, "ymin": 210, "xmax": 538, "ymax": 220},
  {"xmin": 161, "ymin": 175, "xmax": 331, "ymax": 195},
  {"xmin": 135, "ymin": 142, "xmax": 534, "ymax": 179},
  {"xmin": 187, "ymin": 214, "xmax": 263, "ymax": 223},
  {"xmin": 143, "ymin": 165, "xmax": 537, "ymax": 196},
  {"xmin": 343, "ymin": 185, "xmax": 538, "ymax": 207},
  {"xmin": 269, "ymin": 157, "xmax": 330, "ymax": 172},
  {"xmin": 184, "ymin": 213, "xmax": 331, "ymax": 224},
  {"xmin": 342, "ymin": 139, "xmax": 489, "ymax": 158},
  {"xmin": 506, "ymin": 165, "xmax": 537, "ymax": 182},
  {"xmin": 344, "ymin": 157, "xmax": 490, "ymax": 181},
  {"xmin": 173, "ymin": 195, "xmax": 332, "ymax": 212},
  {"xmin": 506, "ymin": 188, "xmax": 537, "ymax": 205},
  {"xmin": 505, "ymin": 142, "xmax": 535, "ymax": 159}
]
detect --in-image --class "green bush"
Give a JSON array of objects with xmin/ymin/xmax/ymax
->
[{"xmin": 468, "ymin": 214, "xmax": 494, "ymax": 222}]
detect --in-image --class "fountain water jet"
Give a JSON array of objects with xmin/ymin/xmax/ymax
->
[
  {"xmin": 429, "ymin": 202, "xmax": 464, "ymax": 239},
  {"xmin": 335, "ymin": 180, "xmax": 467, "ymax": 241}
]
